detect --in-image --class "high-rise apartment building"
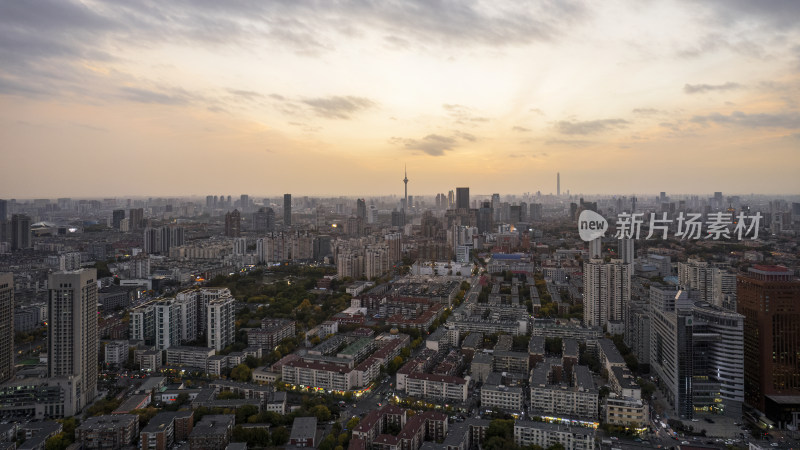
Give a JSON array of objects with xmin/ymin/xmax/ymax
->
[
  {"xmin": 530, "ymin": 203, "xmax": 543, "ymax": 221},
  {"xmin": 224, "ymin": 210, "xmax": 241, "ymax": 237},
  {"xmin": 356, "ymin": 199, "xmax": 366, "ymax": 220},
  {"xmin": 0, "ymin": 273, "xmax": 13, "ymax": 383},
  {"xmin": 678, "ymin": 259, "xmax": 736, "ymax": 307},
  {"xmin": 47, "ymin": 269, "xmax": 98, "ymax": 412},
  {"xmin": 252, "ymin": 207, "xmax": 275, "ymax": 233},
  {"xmin": 11, "ymin": 213, "xmax": 31, "ymax": 250},
  {"xmin": 207, "ymin": 297, "xmax": 235, "ymax": 352},
  {"xmin": 112, "ymin": 209, "xmax": 125, "ymax": 230},
  {"xmin": 129, "ymin": 208, "xmax": 144, "ymax": 230},
  {"xmin": 455, "ymin": 187, "xmax": 470, "ymax": 210},
  {"xmin": 737, "ymin": 266, "xmax": 800, "ymax": 415},
  {"xmin": 144, "ymin": 226, "xmax": 185, "ymax": 254},
  {"xmin": 588, "ymin": 237, "xmax": 602, "ymax": 259},
  {"xmin": 583, "ymin": 259, "xmax": 631, "ymax": 329},
  {"xmin": 283, "ymin": 194, "xmax": 292, "ymax": 227},
  {"xmin": 154, "ymin": 299, "xmax": 179, "ymax": 351},
  {"xmin": 619, "ymin": 238, "xmax": 634, "ymax": 264},
  {"xmin": 490, "ymin": 194, "xmax": 501, "ymax": 222}
]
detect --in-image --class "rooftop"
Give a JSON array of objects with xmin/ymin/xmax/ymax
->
[
  {"xmin": 289, "ymin": 416, "xmax": 318, "ymax": 441},
  {"xmin": 141, "ymin": 410, "xmax": 194, "ymax": 434},
  {"xmin": 190, "ymin": 415, "xmax": 234, "ymax": 437},
  {"xmin": 78, "ymin": 414, "xmax": 137, "ymax": 431}
]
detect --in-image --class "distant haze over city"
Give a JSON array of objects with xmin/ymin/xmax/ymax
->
[{"xmin": 1, "ymin": 1, "xmax": 799, "ymax": 197}]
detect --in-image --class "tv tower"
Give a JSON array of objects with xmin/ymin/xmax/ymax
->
[{"xmin": 403, "ymin": 165, "xmax": 409, "ymax": 224}]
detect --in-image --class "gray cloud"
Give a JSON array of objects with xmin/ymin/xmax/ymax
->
[
  {"xmin": 690, "ymin": 111, "xmax": 800, "ymax": 129},
  {"xmin": 119, "ymin": 86, "xmax": 193, "ymax": 105},
  {"xmin": 228, "ymin": 89, "xmax": 264, "ymax": 100},
  {"xmin": 684, "ymin": 0, "xmax": 800, "ymax": 30},
  {"xmin": 453, "ymin": 131, "xmax": 477, "ymax": 142},
  {"xmin": 394, "ymin": 134, "xmax": 458, "ymax": 156},
  {"xmin": 301, "ymin": 96, "xmax": 376, "ymax": 119},
  {"xmin": 512, "ymin": 126, "xmax": 532, "ymax": 132},
  {"xmin": 0, "ymin": 0, "xmax": 594, "ymax": 100},
  {"xmin": 632, "ymin": 108, "xmax": 662, "ymax": 115},
  {"xmin": 555, "ymin": 119, "xmax": 629, "ymax": 135},
  {"xmin": 442, "ymin": 103, "xmax": 490, "ymax": 125},
  {"xmin": 545, "ymin": 139, "xmax": 594, "ymax": 147},
  {"xmin": 392, "ymin": 129, "xmax": 477, "ymax": 156},
  {"xmin": 684, "ymin": 82, "xmax": 743, "ymax": 94}
]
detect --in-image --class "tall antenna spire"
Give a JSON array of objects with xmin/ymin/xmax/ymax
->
[{"xmin": 403, "ymin": 165, "xmax": 409, "ymax": 226}]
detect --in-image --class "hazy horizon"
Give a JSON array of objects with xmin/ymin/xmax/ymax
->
[{"xmin": 2, "ymin": 1, "xmax": 799, "ymax": 198}]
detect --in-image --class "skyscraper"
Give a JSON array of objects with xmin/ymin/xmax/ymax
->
[
  {"xmin": 737, "ymin": 265, "xmax": 800, "ymax": 413},
  {"xmin": 356, "ymin": 198, "xmax": 366, "ymax": 220},
  {"xmin": 650, "ymin": 289, "xmax": 744, "ymax": 419},
  {"xmin": 583, "ymin": 258, "xmax": 631, "ymax": 328},
  {"xmin": 491, "ymin": 194, "xmax": 500, "ymax": 222},
  {"xmin": 129, "ymin": 208, "xmax": 144, "ymax": 230},
  {"xmin": 47, "ymin": 269, "xmax": 98, "ymax": 412},
  {"xmin": 0, "ymin": 273, "xmax": 13, "ymax": 383},
  {"xmin": 207, "ymin": 296, "xmax": 235, "ymax": 352},
  {"xmin": 224, "ymin": 210, "xmax": 241, "ymax": 237},
  {"xmin": 0, "ymin": 199, "xmax": 7, "ymax": 243},
  {"xmin": 284, "ymin": 194, "xmax": 292, "ymax": 227},
  {"xmin": 557, "ymin": 172, "xmax": 560, "ymax": 197},
  {"xmin": 619, "ymin": 238, "xmax": 634, "ymax": 264},
  {"xmin": 588, "ymin": 237, "xmax": 602, "ymax": 259},
  {"xmin": 144, "ymin": 226, "xmax": 185, "ymax": 254},
  {"xmin": 252, "ymin": 207, "xmax": 275, "ymax": 233},
  {"xmin": 10, "ymin": 213, "xmax": 31, "ymax": 250},
  {"xmin": 112, "ymin": 209, "xmax": 125, "ymax": 230},
  {"xmin": 456, "ymin": 187, "xmax": 470, "ymax": 210}
]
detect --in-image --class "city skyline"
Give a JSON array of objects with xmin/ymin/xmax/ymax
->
[{"xmin": 1, "ymin": 1, "xmax": 799, "ymax": 197}]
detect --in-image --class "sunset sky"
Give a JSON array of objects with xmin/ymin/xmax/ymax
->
[{"xmin": 1, "ymin": 1, "xmax": 799, "ymax": 198}]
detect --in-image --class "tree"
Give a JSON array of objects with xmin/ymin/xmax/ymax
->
[
  {"xmin": 132, "ymin": 407, "xmax": 159, "ymax": 428},
  {"xmin": 236, "ymin": 405, "xmax": 260, "ymax": 424},
  {"xmin": 311, "ymin": 405, "xmax": 332, "ymax": 421},
  {"xmin": 319, "ymin": 434, "xmax": 337, "ymax": 450},
  {"xmin": 230, "ymin": 364, "xmax": 252, "ymax": 382},
  {"xmin": 217, "ymin": 390, "xmax": 245, "ymax": 400},
  {"xmin": 486, "ymin": 419, "xmax": 514, "ymax": 441},
  {"xmin": 244, "ymin": 355, "xmax": 259, "ymax": 368},
  {"xmin": 45, "ymin": 434, "xmax": 72, "ymax": 450},
  {"xmin": 346, "ymin": 417, "xmax": 360, "ymax": 430},
  {"xmin": 271, "ymin": 426, "xmax": 289, "ymax": 445}
]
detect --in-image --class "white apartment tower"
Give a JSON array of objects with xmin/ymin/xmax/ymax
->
[
  {"xmin": 619, "ymin": 238, "xmax": 635, "ymax": 264},
  {"xmin": 47, "ymin": 269, "xmax": 98, "ymax": 413},
  {"xmin": 0, "ymin": 273, "xmax": 13, "ymax": 383},
  {"xmin": 583, "ymin": 259, "xmax": 631, "ymax": 329},
  {"xmin": 154, "ymin": 299, "xmax": 179, "ymax": 350},
  {"xmin": 588, "ymin": 237, "xmax": 602, "ymax": 259},
  {"xmin": 207, "ymin": 296, "xmax": 235, "ymax": 352}
]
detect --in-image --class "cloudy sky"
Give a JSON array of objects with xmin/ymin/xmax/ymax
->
[{"xmin": 1, "ymin": 0, "xmax": 799, "ymax": 198}]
